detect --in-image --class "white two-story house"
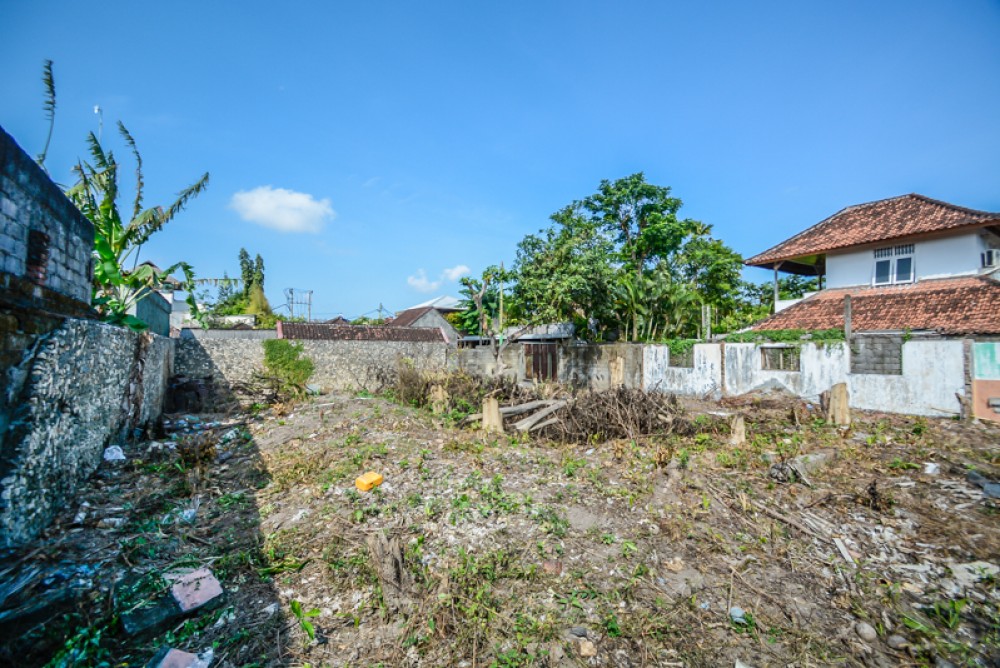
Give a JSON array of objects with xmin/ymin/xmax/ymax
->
[{"xmin": 745, "ymin": 193, "xmax": 1000, "ymax": 421}]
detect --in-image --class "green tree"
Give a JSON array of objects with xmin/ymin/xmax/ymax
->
[
  {"xmin": 239, "ymin": 248, "xmax": 253, "ymax": 297},
  {"xmin": 509, "ymin": 205, "xmax": 616, "ymax": 338},
  {"xmin": 67, "ymin": 123, "xmax": 208, "ymax": 330},
  {"xmin": 581, "ymin": 173, "xmax": 700, "ymax": 340},
  {"xmin": 253, "ymin": 254, "xmax": 265, "ymax": 290}
]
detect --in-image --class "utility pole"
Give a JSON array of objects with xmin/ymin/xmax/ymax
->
[
  {"xmin": 284, "ymin": 288, "xmax": 314, "ymax": 321},
  {"xmin": 499, "ymin": 261, "xmax": 504, "ymax": 334}
]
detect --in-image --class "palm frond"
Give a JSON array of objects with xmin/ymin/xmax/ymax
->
[
  {"xmin": 37, "ymin": 59, "xmax": 56, "ymax": 171},
  {"xmin": 117, "ymin": 121, "xmax": 145, "ymax": 221}
]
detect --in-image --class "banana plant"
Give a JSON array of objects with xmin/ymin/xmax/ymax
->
[{"xmin": 66, "ymin": 122, "xmax": 208, "ymax": 330}]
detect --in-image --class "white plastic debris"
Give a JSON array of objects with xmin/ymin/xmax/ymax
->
[
  {"xmin": 103, "ymin": 445, "xmax": 126, "ymax": 462},
  {"xmin": 923, "ymin": 462, "xmax": 940, "ymax": 475}
]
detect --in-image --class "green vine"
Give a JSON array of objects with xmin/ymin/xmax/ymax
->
[{"xmin": 725, "ymin": 328, "xmax": 844, "ymax": 344}]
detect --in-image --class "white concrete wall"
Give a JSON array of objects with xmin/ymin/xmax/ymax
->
[
  {"xmin": 916, "ymin": 234, "xmax": 981, "ymax": 281},
  {"xmin": 723, "ymin": 342, "xmax": 849, "ymax": 400},
  {"xmin": 826, "ymin": 232, "xmax": 982, "ymax": 287},
  {"xmin": 643, "ymin": 344, "xmax": 723, "ymax": 397},
  {"xmin": 849, "ymin": 340, "xmax": 965, "ymax": 416}
]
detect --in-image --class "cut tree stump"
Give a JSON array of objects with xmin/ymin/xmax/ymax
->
[
  {"xmin": 730, "ymin": 415, "xmax": 746, "ymax": 446},
  {"xmin": 823, "ymin": 383, "xmax": 851, "ymax": 426},
  {"xmin": 428, "ymin": 385, "xmax": 448, "ymax": 415},
  {"xmin": 366, "ymin": 531, "xmax": 415, "ymax": 616},
  {"xmin": 482, "ymin": 398, "xmax": 503, "ymax": 433}
]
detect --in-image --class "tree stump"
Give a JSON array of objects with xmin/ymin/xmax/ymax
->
[
  {"xmin": 824, "ymin": 382, "xmax": 851, "ymax": 426},
  {"xmin": 366, "ymin": 531, "xmax": 414, "ymax": 616},
  {"xmin": 428, "ymin": 385, "xmax": 448, "ymax": 415},
  {"xmin": 730, "ymin": 415, "xmax": 746, "ymax": 446},
  {"xmin": 482, "ymin": 397, "xmax": 503, "ymax": 433}
]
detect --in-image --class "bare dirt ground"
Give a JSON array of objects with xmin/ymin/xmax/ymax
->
[{"xmin": 2, "ymin": 386, "xmax": 999, "ymax": 667}]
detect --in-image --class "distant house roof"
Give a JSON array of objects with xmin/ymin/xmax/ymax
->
[
  {"xmin": 324, "ymin": 316, "xmax": 351, "ymax": 325},
  {"xmin": 746, "ymin": 194, "xmax": 1000, "ymax": 272},
  {"xmin": 751, "ymin": 275, "xmax": 1000, "ymax": 335},
  {"xmin": 388, "ymin": 307, "xmax": 436, "ymax": 327},
  {"xmin": 278, "ymin": 322, "xmax": 446, "ymax": 342},
  {"xmin": 405, "ymin": 295, "xmax": 462, "ymax": 311},
  {"xmin": 507, "ymin": 322, "xmax": 575, "ymax": 340}
]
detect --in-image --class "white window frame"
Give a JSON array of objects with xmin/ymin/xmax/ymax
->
[{"xmin": 873, "ymin": 244, "xmax": 915, "ymax": 285}]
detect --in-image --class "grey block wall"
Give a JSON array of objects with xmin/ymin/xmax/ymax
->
[
  {"xmin": 851, "ymin": 334, "xmax": 904, "ymax": 375},
  {"xmin": 0, "ymin": 126, "xmax": 93, "ymax": 303}
]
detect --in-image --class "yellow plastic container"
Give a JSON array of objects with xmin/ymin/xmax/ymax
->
[{"xmin": 355, "ymin": 471, "xmax": 383, "ymax": 492}]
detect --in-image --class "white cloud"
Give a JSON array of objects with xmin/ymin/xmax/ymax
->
[
  {"xmin": 230, "ymin": 186, "xmax": 334, "ymax": 233},
  {"xmin": 408, "ymin": 264, "xmax": 471, "ymax": 293},
  {"xmin": 442, "ymin": 264, "xmax": 470, "ymax": 281},
  {"xmin": 407, "ymin": 269, "xmax": 441, "ymax": 293}
]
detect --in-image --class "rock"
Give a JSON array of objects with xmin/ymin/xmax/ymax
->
[
  {"xmin": 984, "ymin": 483, "xmax": 1000, "ymax": 499},
  {"xmin": 886, "ymin": 634, "xmax": 908, "ymax": 650},
  {"xmin": 548, "ymin": 643, "xmax": 565, "ymax": 663},
  {"xmin": 542, "ymin": 560, "xmax": 563, "ymax": 575},
  {"xmin": 120, "ymin": 568, "xmax": 224, "ymax": 636},
  {"xmin": 578, "ymin": 639, "xmax": 597, "ymax": 657},
  {"xmin": 794, "ymin": 450, "xmax": 835, "ymax": 475},
  {"xmin": 949, "ymin": 560, "xmax": 999, "ymax": 590},
  {"xmin": 855, "ymin": 621, "xmax": 877, "ymax": 643},
  {"xmin": 103, "ymin": 445, "xmax": 126, "ymax": 462},
  {"xmin": 729, "ymin": 606, "xmax": 747, "ymax": 625},
  {"xmin": 569, "ymin": 626, "xmax": 588, "ymax": 638}
]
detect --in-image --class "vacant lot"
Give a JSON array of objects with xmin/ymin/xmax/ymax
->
[{"xmin": 2, "ymin": 386, "xmax": 999, "ymax": 667}]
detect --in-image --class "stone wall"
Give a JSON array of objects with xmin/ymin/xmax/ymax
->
[
  {"xmin": 1, "ymin": 126, "xmax": 92, "ymax": 303},
  {"xmin": 0, "ymin": 320, "xmax": 171, "ymax": 547},
  {"xmin": 174, "ymin": 336, "xmax": 448, "ymax": 397},
  {"xmin": 560, "ymin": 343, "xmax": 642, "ymax": 390}
]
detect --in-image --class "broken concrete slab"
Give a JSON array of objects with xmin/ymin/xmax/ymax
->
[
  {"xmin": 120, "ymin": 568, "xmax": 223, "ymax": 636},
  {"xmin": 166, "ymin": 568, "xmax": 223, "ymax": 613},
  {"xmin": 146, "ymin": 646, "xmax": 207, "ymax": 668}
]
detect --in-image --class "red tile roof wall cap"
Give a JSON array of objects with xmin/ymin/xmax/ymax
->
[
  {"xmin": 746, "ymin": 194, "xmax": 1000, "ymax": 267},
  {"xmin": 750, "ymin": 275, "xmax": 1000, "ymax": 336},
  {"xmin": 279, "ymin": 323, "xmax": 445, "ymax": 342}
]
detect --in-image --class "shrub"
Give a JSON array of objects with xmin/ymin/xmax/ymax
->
[{"xmin": 262, "ymin": 339, "xmax": 314, "ymax": 399}]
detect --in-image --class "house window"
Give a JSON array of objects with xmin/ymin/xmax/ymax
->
[{"xmin": 873, "ymin": 244, "xmax": 914, "ymax": 285}]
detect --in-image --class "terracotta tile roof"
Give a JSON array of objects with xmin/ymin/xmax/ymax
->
[
  {"xmin": 746, "ymin": 194, "xmax": 1000, "ymax": 268},
  {"xmin": 278, "ymin": 322, "xmax": 445, "ymax": 342},
  {"xmin": 751, "ymin": 275, "xmax": 1000, "ymax": 335},
  {"xmin": 388, "ymin": 307, "xmax": 434, "ymax": 328}
]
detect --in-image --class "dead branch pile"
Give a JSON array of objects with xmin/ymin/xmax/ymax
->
[
  {"xmin": 535, "ymin": 387, "xmax": 693, "ymax": 443},
  {"xmin": 393, "ymin": 366, "xmax": 542, "ymax": 413}
]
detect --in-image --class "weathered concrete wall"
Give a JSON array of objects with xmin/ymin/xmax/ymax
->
[
  {"xmin": 560, "ymin": 343, "xmax": 642, "ymax": 390},
  {"xmin": 849, "ymin": 340, "xmax": 965, "ymax": 416},
  {"xmin": 723, "ymin": 342, "xmax": 850, "ymax": 400},
  {"xmin": 130, "ymin": 290, "xmax": 172, "ymax": 337},
  {"xmin": 448, "ymin": 345, "xmax": 520, "ymax": 379},
  {"xmin": 644, "ymin": 344, "xmax": 723, "ymax": 397},
  {"xmin": 0, "ymin": 126, "xmax": 92, "ymax": 303},
  {"xmin": 174, "ymin": 336, "xmax": 448, "ymax": 395},
  {"xmin": 0, "ymin": 320, "xmax": 171, "ymax": 547}
]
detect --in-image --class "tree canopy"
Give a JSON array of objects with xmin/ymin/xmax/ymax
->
[{"xmin": 458, "ymin": 172, "xmax": 783, "ymax": 343}]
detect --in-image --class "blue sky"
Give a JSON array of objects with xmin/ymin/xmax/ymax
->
[{"xmin": 3, "ymin": 1, "xmax": 999, "ymax": 319}]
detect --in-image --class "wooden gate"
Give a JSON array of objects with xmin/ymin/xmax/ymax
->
[{"xmin": 524, "ymin": 342, "xmax": 558, "ymax": 381}]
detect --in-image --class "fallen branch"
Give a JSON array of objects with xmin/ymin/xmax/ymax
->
[{"xmin": 513, "ymin": 401, "xmax": 566, "ymax": 432}]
